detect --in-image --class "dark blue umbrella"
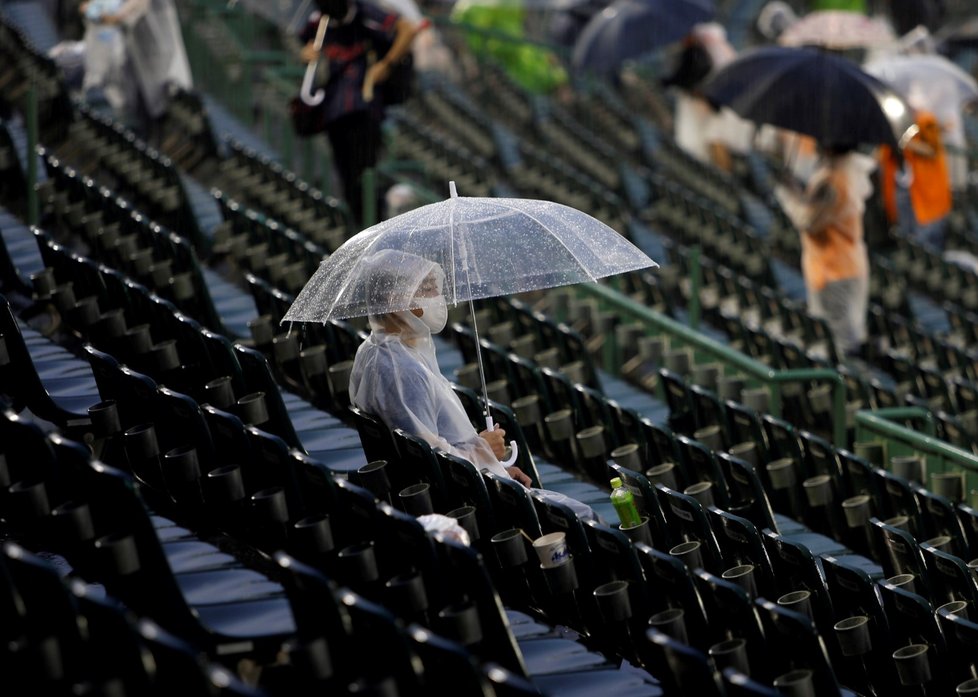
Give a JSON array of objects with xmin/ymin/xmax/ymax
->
[
  {"xmin": 570, "ymin": 0, "xmax": 714, "ymax": 75},
  {"xmin": 701, "ymin": 45, "xmax": 916, "ymax": 149}
]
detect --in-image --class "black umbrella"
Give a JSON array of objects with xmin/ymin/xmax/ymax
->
[
  {"xmin": 701, "ymin": 45, "xmax": 916, "ymax": 149},
  {"xmin": 570, "ymin": 0, "xmax": 714, "ymax": 76}
]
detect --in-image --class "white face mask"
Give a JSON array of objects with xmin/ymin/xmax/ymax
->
[{"xmin": 415, "ymin": 296, "xmax": 448, "ymax": 334}]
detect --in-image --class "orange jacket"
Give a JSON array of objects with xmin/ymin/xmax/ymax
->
[
  {"xmin": 800, "ymin": 163, "xmax": 869, "ymax": 292},
  {"xmin": 880, "ymin": 112, "xmax": 952, "ymax": 226}
]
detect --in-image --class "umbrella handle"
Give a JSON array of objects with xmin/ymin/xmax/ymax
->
[
  {"xmin": 486, "ymin": 416, "xmax": 520, "ymax": 468},
  {"xmin": 300, "ymin": 16, "xmax": 329, "ymax": 106}
]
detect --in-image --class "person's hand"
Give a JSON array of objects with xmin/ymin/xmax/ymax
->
[
  {"xmin": 300, "ymin": 42, "xmax": 319, "ymax": 63},
  {"xmin": 101, "ymin": 12, "xmax": 121, "ymax": 25},
  {"xmin": 365, "ymin": 59, "xmax": 391, "ymax": 86},
  {"xmin": 506, "ymin": 466, "xmax": 532, "ymax": 487},
  {"xmin": 478, "ymin": 425, "xmax": 507, "ymax": 460}
]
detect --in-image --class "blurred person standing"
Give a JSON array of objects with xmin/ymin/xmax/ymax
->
[
  {"xmin": 663, "ymin": 23, "xmax": 754, "ymax": 174},
  {"xmin": 879, "ymin": 110, "xmax": 952, "ymax": 250},
  {"xmin": 81, "ymin": 0, "xmax": 192, "ymax": 143},
  {"xmin": 298, "ymin": 0, "xmax": 417, "ymax": 228},
  {"xmin": 776, "ymin": 145, "xmax": 876, "ymax": 360}
]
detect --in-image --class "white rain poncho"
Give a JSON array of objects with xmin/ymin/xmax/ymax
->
[
  {"xmin": 114, "ymin": 0, "xmax": 193, "ymax": 119},
  {"xmin": 349, "ymin": 250, "xmax": 509, "ymax": 478},
  {"xmin": 348, "ymin": 250, "xmax": 598, "ymax": 521}
]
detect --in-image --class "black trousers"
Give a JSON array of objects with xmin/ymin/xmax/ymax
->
[{"xmin": 326, "ymin": 112, "xmax": 383, "ymax": 229}]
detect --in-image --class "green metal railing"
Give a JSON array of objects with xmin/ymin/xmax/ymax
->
[
  {"xmin": 576, "ymin": 281, "xmax": 849, "ymax": 447},
  {"xmin": 855, "ymin": 407, "xmax": 978, "ymax": 500}
]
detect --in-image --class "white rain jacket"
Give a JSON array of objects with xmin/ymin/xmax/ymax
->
[
  {"xmin": 349, "ymin": 250, "xmax": 510, "ymax": 478},
  {"xmin": 115, "ymin": 0, "xmax": 193, "ymax": 118},
  {"xmin": 348, "ymin": 250, "xmax": 597, "ymax": 522}
]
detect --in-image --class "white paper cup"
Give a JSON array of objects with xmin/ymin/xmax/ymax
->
[{"xmin": 532, "ymin": 532, "xmax": 569, "ymax": 568}]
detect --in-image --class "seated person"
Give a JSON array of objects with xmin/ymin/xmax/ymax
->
[{"xmin": 349, "ymin": 249, "xmax": 595, "ymax": 519}]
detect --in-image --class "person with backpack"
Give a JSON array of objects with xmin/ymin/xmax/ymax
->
[{"xmin": 298, "ymin": 0, "xmax": 417, "ymax": 228}]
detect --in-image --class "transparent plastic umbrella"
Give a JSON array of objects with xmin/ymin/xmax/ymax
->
[
  {"xmin": 777, "ymin": 10, "xmax": 896, "ymax": 50},
  {"xmin": 863, "ymin": 53, "xmax": 978, "ymax": 126},
  {"xmin": 283, "ymin": 182, "xmax": 658, "ymax": 463}
]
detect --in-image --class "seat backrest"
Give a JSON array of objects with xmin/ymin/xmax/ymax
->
[
  {"xmin": 49, "ymin": 444, "xmax": 211, "ymax": 647},
  {"xmin": 581, "ymin": 518, "xmax": 651, "ymax": 626},
  {"xmin": 0, "ymin": 294, "xmax": 92, "ymax": 427},
  {"xmin": 753, "ymin": 598, "xmax": 843, "ymax": 697},
  {"xmin": 271, "ymin": 550, "xmax": 384, "ymax": 687},
  {"xmin": 405, "ymin": 622, "xmax": 495, "ymax": 697},
  {"xmin": 232, "ymin": 343, "xmax": 303, "ymax": 449},
  {"xmin": 349, "ymin": 405, "xmax": 399, "ymax": 466},
  {"xmin": 918, "ymin": 543, "xmax": 978, "ymax": 607},
  {"xmin": 723, "ymin": 399, "xmax": 770, "ymax": 463},
  {"xmin": 797, "ymin": 429, "xmax": 843, "ymax": 481},
  {"xmin": 714, "ymin": 450, "xmax": 780, "ymax": 533},
  {"xmin": 936, "ymin": 609, "xmax": 978, "ymax": 689},
  {"xmin": 655, "ymin": 485, "xmax": 723, "ymax": 572},
  {"xmin": 154, "ymin": 386, "xmax": 219, "ymax": 465},
  {"xmin": 675, "ymin": 434, "xmax": 731, "ymax": 508},
  {"xmin": 481, "ymin": 470, "xmax": 542, "ymax": 539},
  {"xmin": 2, "ymin": 541, "xmax": 89, "ymax": 683},
  {"xmin": 821, "ymin": 554, "xmax": 886, "ymax": 624},
  {"xmin": 633, "ymin": 542, "xmax": 709, "ymax": 645},
  {"xmin": 692, "ymin": 569, "xmax": 767, "ymax": 675},
  {"xmin": 706, "ymin": 506, "xmax": 777, "ymax": 597},
  {"xmin": 871, "ymin": 469, "xmax": 926, "ymax": 537},
  {"xmin": 760, "ymin": 530, "xmax": 833, "ymax": 620},
  {"xmin": 658, "ymin": 368, "xmax": 695, "ymax": 434},
  {"xmin": 643, "ymin": 627, "xmax": 724, "ymax": 696},
  {"xmin": 434, "ymin": 536, "xmax": 529, "ymax": 678},
  {"xmin": 286, "ymin": 448, "xmax": 340, "ymax": 521},
  {"xmin": 639, "ymin": 416, "xmax": 682, "ymax": 466},
  {"xmin": 835, "ymin": 447, "xmax": 883, "ymax": 504},
  {"xmin": 391, "ymin": 427, "xmax": 446, "ymax": 498},
  {"xmin": 689, "ymin": 383, "xmax": 726, "ymax": 433},
  {"xmin": 868, "ymin": 516, "xmax": 930, "ymax": 585},
  {"xmin": 761, "ymin": 414, "xmax": 804, "ymax": 464},
  {"xmin": 876, "ymin": 579, "xmax": 946, "ymax": 654},
  {"xmin": 915, "ymin": 486, "xmax": 970, "ymax": 552}
]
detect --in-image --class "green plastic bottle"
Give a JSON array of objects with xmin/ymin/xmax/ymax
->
[{"xmin": 610, "ymin": 477, "xmax": 642, "ymax": 528}]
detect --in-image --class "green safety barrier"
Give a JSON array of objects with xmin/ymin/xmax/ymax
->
[
  {"xmin": 855, "ymin": 407, "xmax": 978, "ymax": 503},
  {"xmin": 575, "ymin": 281, "xmax": 849, "ymax": 448}
]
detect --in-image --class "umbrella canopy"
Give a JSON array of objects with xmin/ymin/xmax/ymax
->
[
  {"xmin": 701, "ymin": 45, "xmax": 916, "ymax": 149},
  {"xmin": 778, "ymin": 10, "xmax": 896, "ymax": 50},
  {"xmin": 570, "ymin": 0, "xmax": 714, "ymax": 75},
  {"xmin": 863, "ymin": 53, "xmax": 978, "ymax": 125},
  {"xmin": 284, "ymin": 183, "xmax": 656, "ymax": 458},
  {"xmin": 283, "ymin": 184, "xmax": 657, "ymax": 324}
]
